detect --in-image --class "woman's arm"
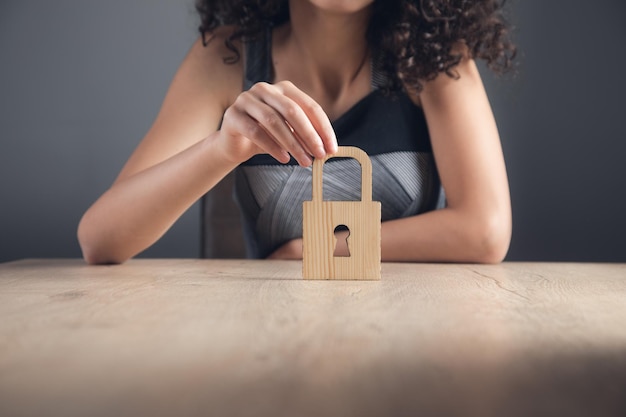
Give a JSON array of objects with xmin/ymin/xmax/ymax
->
[
  {"xmin": 77, "ymin": 35, "xmax": 239, "ymax": 264},
  {"xmin": 382, "ymin": 56, "xmax": 511, "ymax": 263},
  {"xmin": 269, "ymin": 56, "xmax": 511, "ymax": 263},
  {"xmin": 78, "ymin": 31, "xmax": 336, "ymax": 264}
]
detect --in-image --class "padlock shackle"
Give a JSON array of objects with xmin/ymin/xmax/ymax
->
[{"xmin": 312, "ymin": 146, "xmax": 373, "ymax": 203}]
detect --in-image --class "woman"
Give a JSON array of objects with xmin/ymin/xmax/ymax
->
[{"xmin": 77, "ymin": 0, "xmax": 516, "ymax": 264}]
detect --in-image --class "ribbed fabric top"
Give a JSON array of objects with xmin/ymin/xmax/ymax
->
[{"xmin": 233, "ymin": 26, "xmax": 444, "ymax": 258}]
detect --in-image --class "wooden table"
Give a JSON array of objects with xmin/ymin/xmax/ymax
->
[{"xmin": 1, "ymin": 259, "xmax": 625, "ymax": 417}]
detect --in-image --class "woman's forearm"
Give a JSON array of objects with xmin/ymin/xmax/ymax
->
[
  {"xmin": 268, "ymin": 203, "xmax": 511, "ymax": 263},
  {"xmin": 381, "ymin": 206, "xmax": 511, "ymax": 263},
  {"xmin": 77, "ymin": 132, "xmax": 237, "ymax": 264}
]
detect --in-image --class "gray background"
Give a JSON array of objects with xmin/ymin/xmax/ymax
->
[{"xmin": 1, "ymin": 0, "xmax": 625, "ymax": 263}]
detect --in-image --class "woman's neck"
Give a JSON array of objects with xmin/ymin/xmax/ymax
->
[{"xmin": 275, "ymin": 1, "xmax": 372, "ymax": 102}]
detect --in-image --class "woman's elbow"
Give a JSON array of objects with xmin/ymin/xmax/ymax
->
[
  {"xmin": 468, "ymin": 211, "xmax": 512, "ymax": 264},
  {"xmin": 77, "ymin": 216, "xmax": 128, "ymax": 265},
  {"xmin": 79, "ymin": 245, "xmax": 126, "ymax": 266}
]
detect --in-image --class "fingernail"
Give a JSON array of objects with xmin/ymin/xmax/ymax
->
[
  {"xmin": 300, "ymin": 154, "xmax": 312, "ymax": 167},
  {"xmin": 329, "ymin": 134, "xmax": 338, "ymax": 154}
]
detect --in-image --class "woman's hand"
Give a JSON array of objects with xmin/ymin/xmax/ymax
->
[
  {"xmin": 217, "ymin": 81, "xmax": 338, "ymax": 167},
  {"xmin": 267, "ymin": 238, "xmax": 303, "ymax": 260}
]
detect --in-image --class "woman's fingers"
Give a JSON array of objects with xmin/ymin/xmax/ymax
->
[
  {"xmin": 250, "ymin": 82, "xmax": 327, "ymax": 161},
  {"xmin": 242, "ymin": 90, "xmax": 314, "ymax": 166},
  {"xmin": 222, "ymin": 104, "xmax": 291, "ymax": 164},
  {"xmin": 222, "ymin": 81, "xmax": 338, "ymax": 166},
  {"xmin": 274, "ymin": 81, "xmax": 338, "ymax": 155}
]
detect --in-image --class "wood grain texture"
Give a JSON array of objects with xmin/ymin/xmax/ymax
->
[
  {"xmin": 1, "ymin": 259, "xmax": 626, "ymax": 417},
  {"xmin": 303, "ymin": 146, "xmax": 381, "ymax": 280}
]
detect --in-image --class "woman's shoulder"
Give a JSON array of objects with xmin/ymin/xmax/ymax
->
[
  {"xmin": 121, "ymin": 25, "xmax": 245, "ymax": 170},
  {"xmin": 181, "ymin": 25, "xmax": 244, "ymax": 108},
  {"xmin": 195, "ymin": 24, "xmax": 243, "ymax": 63}
]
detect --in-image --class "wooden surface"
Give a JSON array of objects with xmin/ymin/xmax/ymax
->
[
  {"xmin": 303, "ymin": 146, "xmax": 381, "ymax": 280},
  {"xmin": 1, "ymin": 259, "xmax": 625, "ymax": 417}
]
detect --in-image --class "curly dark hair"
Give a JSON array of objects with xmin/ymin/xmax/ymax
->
[{"xmin": 195, "ymin": 0, "xmax": 516, "ymax": 92}]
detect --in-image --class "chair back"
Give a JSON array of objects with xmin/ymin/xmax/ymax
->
[{"xmin": 200, "ymin": 171, "xmax": 247, "ymax": 258}]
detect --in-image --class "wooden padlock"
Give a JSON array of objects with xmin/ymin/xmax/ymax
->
[{"xmin": 302, "ymin": 146, "xmax": 381, "ymax": 280}]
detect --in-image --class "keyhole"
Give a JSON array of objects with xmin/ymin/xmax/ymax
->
[{"xmin": 333, "ymin": 225, "xmax": 351, "ymax": 257}]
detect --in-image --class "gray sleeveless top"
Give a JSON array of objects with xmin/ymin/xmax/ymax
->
[{"xmin": 233, "ymin": 27, "xmax": 445, "ymax": 258}]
